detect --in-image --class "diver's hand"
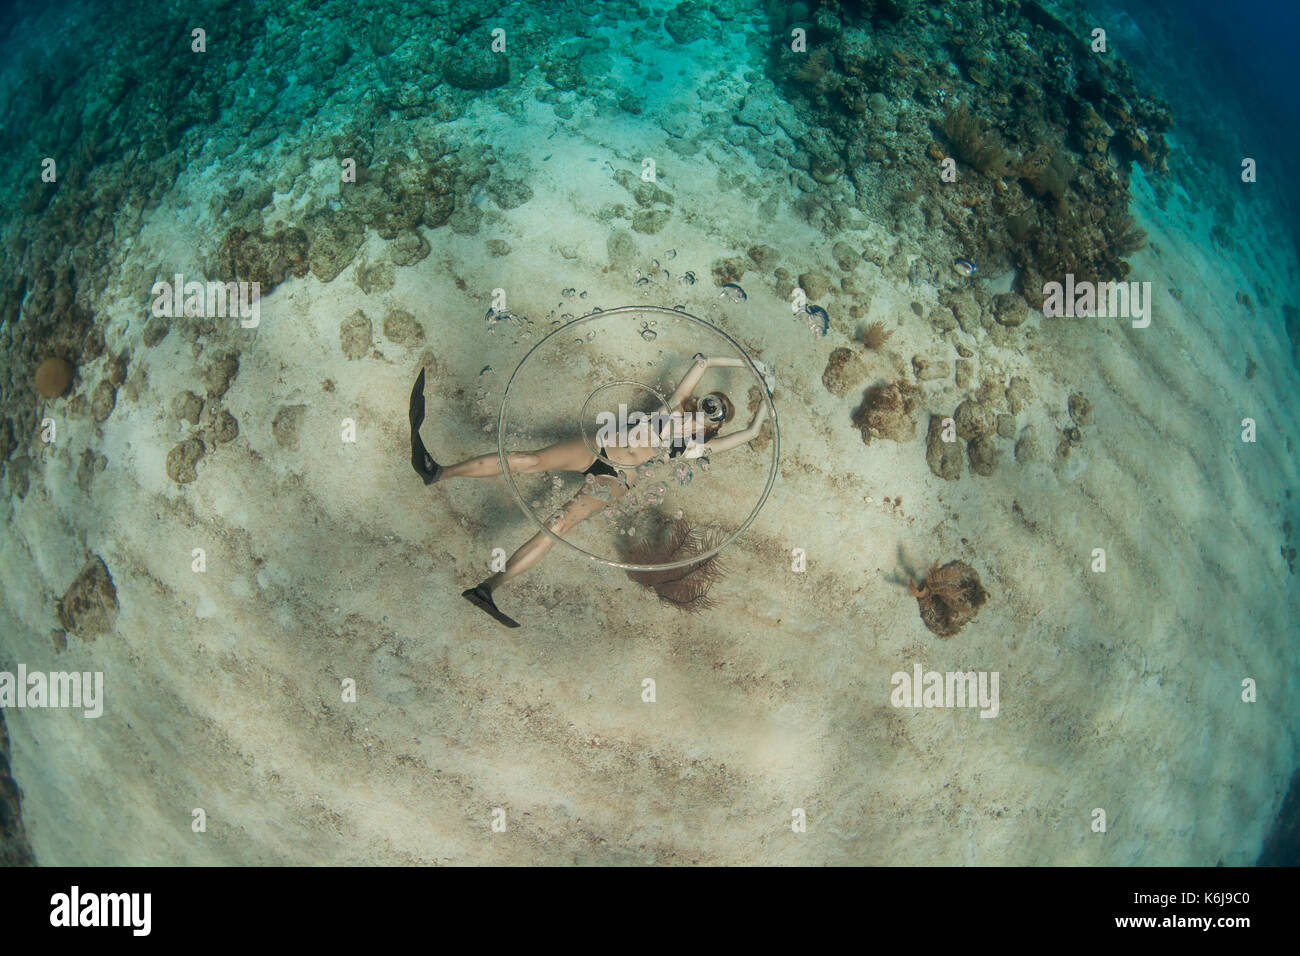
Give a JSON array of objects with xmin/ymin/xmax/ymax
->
[
  {"xmin": 693, "ymin": 354, "xmax": 749, "ymax": 371},
  {"xmin": 750, "ymin": 358, "xmax": 776, "ymax": 397}
]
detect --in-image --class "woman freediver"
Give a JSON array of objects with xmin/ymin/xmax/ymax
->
[{"xmin": 409, "ymin": 352, "xmax": 771, "ymax": 627}]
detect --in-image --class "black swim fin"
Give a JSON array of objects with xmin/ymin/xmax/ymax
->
[
  {"xmin": 409, "ymin": 368, "xmax": 442, "ymax": 484},
  {"xmin": 462, "ymin": 585, "xmax": 521, "ymax": 628}
]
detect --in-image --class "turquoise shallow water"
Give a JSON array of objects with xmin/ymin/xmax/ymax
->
[{"xmin": 0, "ymin": 0, "xmax": 1297, "ymax": 865}]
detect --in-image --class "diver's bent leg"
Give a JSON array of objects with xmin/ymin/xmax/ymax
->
[
  {"xmin": 462, "ymin": 512, "xmax": 559, "ymax": 628},
  {"xmin": 463, "ymin": 483, "xmax": 615, "ymax": 627},
  {"xmin": 486, "ymin": 530, "xmax": 559, "ymax": 587}
]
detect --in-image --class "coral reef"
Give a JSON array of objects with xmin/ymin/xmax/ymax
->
[
  {"xmin": 0, "ymin": 712, "xmax": 35, "ymax": 866},
  {"xmin": 853, "ymin": 380, "xmax": 918, "ymax": 444},
  {"xmin": 770, "ymin": 0, "xmax": 1172, "ymax": 289},
  {"xmin": 1068, "ymin": 393, "xmax": 1093, "ymax": 427},
  {"xmin": 339, "ymin": 310, "xmax": 373, "ymax": 360},
  {"xmin": 925, "ymin": 414, "xmax": 962, "ymax": 480},
  {"xmin": 203, "ymin": 352, "xmax": 240, "ymax": 401},
  {"xmin": 624, "ymin": 517, "xmax": 727, "ymax": 612},
  {"xmin": 1006, "ymin": 376, "xmax": 1033, "ymax": 415},
  {"xmin": 272, "ymin": 405, "xmax": 308, "ymax": 450},
  {"xmin": 442, "ymin": 46, "xmax": 509, "ymax": 91},
  {"xmin": 1015, "ymin": 426, "xmax": 1041, "ymax": 463},
  {"xmin": 217, "ymin": 225, "xmax": 310, "ymax": 291},
  {"xmin": 993, "ymin": 293, "xmax": 1029, "ymax": 328},
  {"xmin": 967, "ymin": 435, "xmax": 1001, "ymax": 476},
  {"xmin": 953, "ymin": 397, "xmax": 997, "ymax": 440},
  {"xmin": 822, "ymin": 347, "xmax": 869, "ymax": 396},
  {"xmin": 798, "ymin": 270, "xmax": 832, "ymax": 300},
  {"xmin": 89, "ymin": 379, "xmax": 116, "ymax": 423},
  {"xmin": 166, "ymin": 438, "xmax": 205, "ymax": 485},
  {"xmin": 940, "ymin": 105, "xmax": 1013, "ymax": 177},
  {"xmin": 664, "ymin": 1, "xmax": 724, "ymax": 46},
  {"xmin": 908, "ymin": 560, "xmax": 988, "ymax": 638},
  {"xmin": 912, "ymin": 356, "xmax": 951, "ymax": 381},
  {"xmin": 383, "ymin": 309, "xmax": 425, "ymax": 347},
  {"xmin": 56, "ymin": 556, "xmax": 119, "ymax": 640},
  {"xmin": 302, "ymin": 207, "xmax": 366, "ymax": 282}
]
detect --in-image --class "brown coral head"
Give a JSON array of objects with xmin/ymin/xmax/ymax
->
[
  {"xmin": 852, "ymin": 379, "xmax": 918, "ymax": 445},
  {"xmin": 912, "ymin": 560, "xmax": 988, "ymax": 638},
  {"xmin": 35, "ymin": 357, "xmax": 75, "ymax": 398}
]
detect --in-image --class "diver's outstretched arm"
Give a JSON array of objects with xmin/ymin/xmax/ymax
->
[
  {"xmin": 701, "ymin": 401, "xmax": 770, "ymax": 454},
  {"xmin": 665, "ymin": 354, "xmax": 750, "ymax": 408},
  {"xmin": 664, "ymin": 353, "xmax": 711, "ymax": 412}
]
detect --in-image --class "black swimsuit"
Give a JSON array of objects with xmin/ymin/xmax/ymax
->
[
  {"xmin": 584, "ymin": 437, "xmax": 688, "ymax": 481},
  {"xmin": 583, "ymin": 453, "xmax": 621, "ymax": 479}
]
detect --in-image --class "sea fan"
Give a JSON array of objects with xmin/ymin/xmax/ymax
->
[
  {"xmin": 909, "ymin": 560, "xmax": 964, "ymax": 603},
  {"xmin": 1108, "ymin": 213, "xmax": 1147, "ymax": 257},
  {"xmin": 858, "ymin": 320, "xmax": 893, "ymax": 351},
  {"xmin": 940, "ymin": 105, "xmax": 1012, "ymax": 177},
  {"xmin": 624, "ymin": 517, "xmax": 727, "ymax": 612},
  {"xmin": 794, "ymin": 48, "xmax": 833, "ymax": 87}
]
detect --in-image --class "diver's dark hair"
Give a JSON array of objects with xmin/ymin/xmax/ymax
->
[{"xmin": 684, "ymin": 392, "xmax": 735, "ymax": 439}]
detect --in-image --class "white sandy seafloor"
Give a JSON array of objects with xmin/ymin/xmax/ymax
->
[{"xmin": 3, "ymin": 40, "xmax": 1300, "ymax": 865}]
